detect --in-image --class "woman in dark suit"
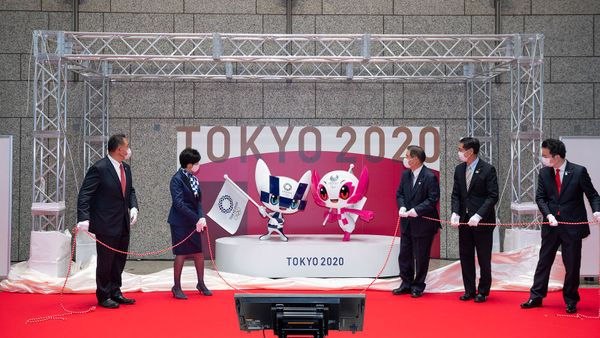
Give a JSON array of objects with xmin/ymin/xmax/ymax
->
[{"xmin": 168, "ymin": 148, "xmax": 212, "ymax": 299}]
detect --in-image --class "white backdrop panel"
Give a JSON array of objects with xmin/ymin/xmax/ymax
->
[{"xmin": 0, "ymin": 136, "xmax": 12, "ymax": 279}]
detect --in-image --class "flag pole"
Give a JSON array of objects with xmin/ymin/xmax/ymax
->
[
  {"xmin": 322, "ymin": 208, "xmax": 332, "ymax": 226},
  {"xmin": 223, "ymin": 175, "xmax": 261, "ymax": 209}
]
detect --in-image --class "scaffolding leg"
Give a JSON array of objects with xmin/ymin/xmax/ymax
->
[
  {"xmin": 83, "ymin": 77, "xmax": 110, "ymax": 173},
  {"xmin": 467, "ymin": 79, "xmax": 493, "ymax": 164},
  {"xmin": 509, "ymin": 46, "xmax": 544, "ymax": 227},
  {"xmin": 31, "ymin": 31, "xmax": 68, "ymax": 232}
]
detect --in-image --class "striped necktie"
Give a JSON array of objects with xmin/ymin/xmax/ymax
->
[{"xmin": 466, "ymin": 165, "xmax": 473, "ymax": 190}]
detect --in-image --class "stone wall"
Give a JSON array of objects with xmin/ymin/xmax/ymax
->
[{"xmin": 1, "ymin": 0, "xmax": 599, "ymax": 260}]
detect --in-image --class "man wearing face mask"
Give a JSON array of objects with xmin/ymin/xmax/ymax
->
[
  {"xmin": 450, "ymin": 137, "xmax": 498, "ymax": 303},
  {"xmin": 521, "ymin": 138, "xmax": 600, "ymax": 314},
  {"xmin": 124, "ymin": 147, "xmax": 132, "ymax": 161},
  {"xmin": 393, "ymin": 145, "xmax": 441, "ymax": 298},
  {"xmin": 77, "ymin": 134, "xmax": 139, "ymax": 309}
]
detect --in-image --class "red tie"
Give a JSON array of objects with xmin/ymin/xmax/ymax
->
[
  {"xmin": 554, "ymin": 168, "xmax": 561, "ymax": 196},
  {"xmin": 555, "ymin": 168, "xmax": 561, "ymax": 216},
  {"xmin": 120, "ymin": 163, "xmax": 126, "ymax": 197}
]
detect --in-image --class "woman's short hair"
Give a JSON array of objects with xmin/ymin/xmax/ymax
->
[{"xmin": 179, "ymin": 148, "xmax": 201, "ymax": 168}]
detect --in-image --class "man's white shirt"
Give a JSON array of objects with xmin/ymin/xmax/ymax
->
[{"xmin": 107, "ymin": 154, "xmax": 123, "ymax": 183}]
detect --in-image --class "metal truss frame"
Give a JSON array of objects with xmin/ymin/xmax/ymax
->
[
  {"xmin": 53, "ymin": 32, "xmax": 519, "ymax": 80},
  {"xmin": 509, "ymin": 35, "xmax": 544, "ymax": 227},
  {"xmin": 83, "ymin": 76, "xmax": 110, "ymax": 171},
  {"xmin": 466, "ymin": 79, "xmax": 493, "ymax": 163},
  {"xmin": 30, "ymin": 31, "xmax": 543, "ymax": 236},
  {"xmin": 31, "ymin": 32, "xmax": 68, "ymax": 231}
]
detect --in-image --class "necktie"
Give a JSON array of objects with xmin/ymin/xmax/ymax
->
[
  {"xmin": 555, "ymin": 168, "xmax": 561, "ymax": 196},
  {"xmin": 120, "ymin": 163, "xmax": 126, "ymax": 197},
  {"xmin": 411, "ymin": 171, "xmax": 416, "ymax": 187},
  {"xmin": 466, "ymin": 166, "xmax": 473, "ymax": 190}
]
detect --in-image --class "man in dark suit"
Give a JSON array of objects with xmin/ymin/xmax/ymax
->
[
  {"xmin": 77, "ymin": 134, "xmax": 139, "ymax": 309},
  {"xmin": 521, "ymin": 138, "xmax": 600, "ymax": 314},
  {"xmin": 393, "ymin": 145, "xmax": 441, "ymax": 298},
  {"xmin": 450, "ymin": 137, "xmax": 498, "ymax": 303}
]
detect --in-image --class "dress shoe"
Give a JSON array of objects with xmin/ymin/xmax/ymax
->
[
  {"xmin": 411, "ymin": 291, "xmax": 423, "ymax": 298},
  {"xmin": 566, "ymin": 304, "xmax": 577, "ymax": 314},
  {"xmin": 474, "ymin": 294, "xmax": 487, "ymax": 303},
  {"xmin": 392, "ymin": 287, "xmax": 411, "ymax": 295},
  {"xmin": 197, "ymin": 282, "xmax": 212, "ymax": 296},
  {"xmin": 520, "ymin": 298, "xmax": 542, "ymax": 309},
  {"xmin": 98, "ymin": 299, "xmax": 119, "ymax": 309},
  {"xmin": 459, "ymin": 293, "xmax": 475, "ymax": 301},
  {"xmin": 113, "ymin": 294, "xmax": 135, "ymax": 305},
  {"xmin": 171, "ymin": 286, "xmax": 188, "ymax": 300}
]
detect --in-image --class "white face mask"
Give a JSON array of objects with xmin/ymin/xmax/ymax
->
[
  {"xmin": 124, "ymin": 148, "xmax": 132, "ymax": 160},
  {"xmin": 541, "ymin": 156, "xmax": 553, "ymax": 167},
  {"xmin": 458, "ymin": 151, "xmax": 468, "ymax": 162},
  {"xmin": 403, "ymin": 157, "xmax": 411, "ymax": 169},
  {"xmin": 191, "ymin": 163, "xmax": 200, "ymax": 173}
]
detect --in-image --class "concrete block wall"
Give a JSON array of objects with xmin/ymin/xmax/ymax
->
[{"xmin": 1, "ymin": 0, "xmax": 599, "ymax": 260}]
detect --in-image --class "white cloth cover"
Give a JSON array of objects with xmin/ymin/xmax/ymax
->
[
  {"xmin": 0, "ymin": 245, "xmax": 565, "ymax": 294},
  {"xmin": 27, "ymin": 230, "xmax": 72, "ymax": 278},
  {"xmin": 75, "ymin": 231, "xmax": 97, "ymax": 271}
]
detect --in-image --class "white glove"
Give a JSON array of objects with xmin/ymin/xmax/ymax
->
[
  {"xmin": 196, "ymin": 217, "xmax": 207, "ymax": 232},
  {"xmin": 450, "ymin": 213, "xmax": 460, "ymax": 227},
  {"xmin": 593, "ymin": 212, "xmax": 600, "ymax": 224},
  {"xmin": 398, "ymin": 207, "xmax": 407, "ymax": 218},
  {"xmin": 468, "ymin": 214, "xmax": 482, "ymax": 227},
  {"xmin": 258, "ymin": 206, "xmax": 268, "ymax": 218},
  {"xmin": 76, "ymin": 220, "xmax": 89, "ymax": 231},
  {"xmin": 547, "ymin": 214, "xmax": 558, "ymax": 227},
  {"xmin": 406, "ymin": 208, "xmax": 418, "ymax": 218},
  {"xmin": 129, "ymin": 207, "xmax": 138, "ymax": 225}
]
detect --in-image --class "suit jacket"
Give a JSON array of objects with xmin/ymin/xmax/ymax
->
[
  {"xmin": 77, "ymin": 157, "xmax": 138, "ymax": 237},
  {"xmin": 536, "ymin": 161, "xmax": 600, "ymax": 239},
  {"xmin": 451, "ymin": 158, "xmax": 498, "ymax": 230},
  {"xmin": 167, "ymin": 169, "xmax": 204, "ymax": 227},
  {"xmin": 396, "ymin": 165, "xmax": 441, "ymax": 237}
]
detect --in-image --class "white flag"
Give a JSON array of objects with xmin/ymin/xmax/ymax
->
[{"xmin": 207, "ymin": 179, "xmax": 249, "ymax": 235}]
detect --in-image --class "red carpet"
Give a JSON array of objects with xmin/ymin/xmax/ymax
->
[{"xmin": 1, "ymin": 289, "xmax": 598, "ymax": 338}]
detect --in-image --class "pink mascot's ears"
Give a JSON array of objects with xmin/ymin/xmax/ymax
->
[
  {"xmin": 311, "ymin": 170, "xmax": 327, "ymax": 207},
  {"xmin": 347, "ymin": 166, "xmax": 369, "ymax": 204}
]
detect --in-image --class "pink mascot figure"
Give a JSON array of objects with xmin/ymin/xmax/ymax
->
[{"xmin": 311, "ymin": 164, "xmax": 374, "ymax": 241}]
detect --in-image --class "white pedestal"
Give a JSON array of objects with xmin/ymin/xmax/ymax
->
[
  {"xmin": 582, "ymin": 222, "xmax": 599, "ymax": 276},
  {"xmin": 504, "ymin": 229, "xmax": 541, "ymax": 252},
  {"xmin": 75, "ymin": 231, "xmax": 97, "ymax": 270},
  {"xmin": 28, "ymin": 230, "xmax": 71, "ymax": 277},
  {"xmin": 216, "ymin": 234, "xmax": 400, "ymax": 278}
]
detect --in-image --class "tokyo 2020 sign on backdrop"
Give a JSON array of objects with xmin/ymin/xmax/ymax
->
[{"xmin": 177, "ymin": 126, "xmax": 441, "ymax": 258}]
